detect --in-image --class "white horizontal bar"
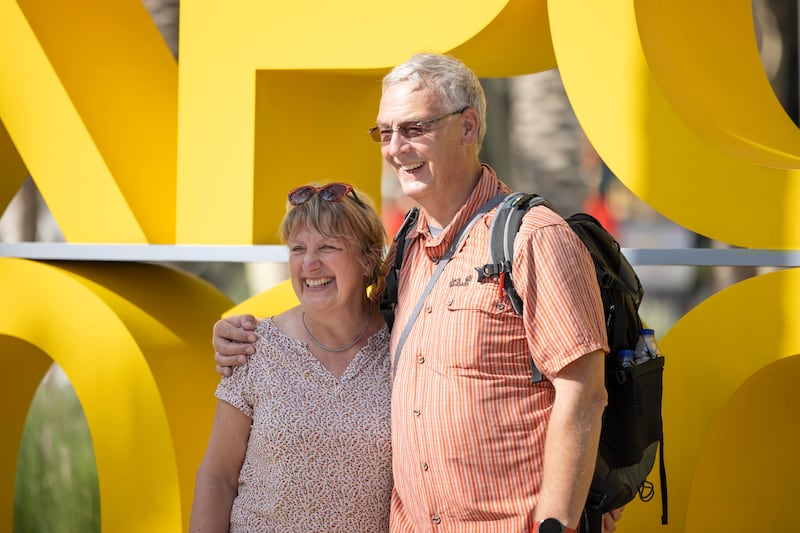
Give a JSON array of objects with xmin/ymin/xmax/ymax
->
[
  {"xmin": 620, "ymin": 248, "xmax": 800, "ymax": 267},
  {"xmin": 0, "ymin": 243, "xmax": 289, "ymax": 263},
  {"xmin": 1, "ymin": 243, "xmax": 800, "ymax": 267}
]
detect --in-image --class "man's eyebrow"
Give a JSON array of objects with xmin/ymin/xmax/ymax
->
[{"xmin": 376, "ymin": 119, "xmax": 420, "ymax": 127}]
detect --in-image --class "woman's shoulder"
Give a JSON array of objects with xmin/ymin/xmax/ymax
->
[
  {"xmin": 255, "ymin": 315, "xmax": 277, "ymax": 335},
  {"xmin": 252, "ymin": 316, "xmax": 304, "ymax": 360}
]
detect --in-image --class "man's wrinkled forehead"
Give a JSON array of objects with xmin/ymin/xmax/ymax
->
[{"xmin": 377, "ymin": 83, "xmax": 440, "ymax": 123}]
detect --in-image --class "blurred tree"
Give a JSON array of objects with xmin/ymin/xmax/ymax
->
[
  {"xmin": 0, "ymin": 178, "xmax": 38, "ymax": 242},
  {"xmin": 14, "ymin": 367, "xmax": 100, "ymax": 533},
  {"xmin": 142, "ymin": 0, "xmax": 180, "ymax": 58},
  {"xmin": 481, "ymin": 69, "xmax": 588, "ymax": 217}
]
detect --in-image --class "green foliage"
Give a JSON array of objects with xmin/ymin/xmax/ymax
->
[{"xmin": 14, "ymin": 367, "xmax": 100, "ymax": 533}]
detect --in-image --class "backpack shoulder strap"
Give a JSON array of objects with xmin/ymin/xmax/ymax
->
[
  {"xmin": 379, "ymin": 207, "xmax": 419, "ymax": 331},
  {"xmin": 476, "ymin": 192, "xmax": 551, "ymax": 383},
  {"xmin": 477, "ymin": 192, "xmax": 551, "ymax": 314},
  {"xmin": 391, "ymin": 194, "xmax": 506, "ymax": 380}
]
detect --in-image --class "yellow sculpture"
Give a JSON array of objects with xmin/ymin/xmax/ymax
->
[{"xmin": 1, "ymin": 0, "xmax": 798, "ymax": 530}]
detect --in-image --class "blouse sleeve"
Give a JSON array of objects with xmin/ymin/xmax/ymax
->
[{"xmin": 215, "ymin": 356, "xmax": 256, "ymax": 418}]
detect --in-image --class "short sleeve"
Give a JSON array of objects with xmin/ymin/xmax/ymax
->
[
  {"xmin": 215, "ymin": 360, "xmax": 255, "ymax": 418},
  {"xmin": 514, "ymin": 209, "xmax": 609, "ymax": 378}
]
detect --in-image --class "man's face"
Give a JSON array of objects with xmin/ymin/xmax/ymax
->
[{"xmin": 375, "ymin": 82, "xmax": 466, "ymax": 202}]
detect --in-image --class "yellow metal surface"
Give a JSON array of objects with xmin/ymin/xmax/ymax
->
[
  {"xmin": 624, "ymin": 268, "xmax": 800, "ymax": 531},
  {"xmin": 549, "ymin": 0, "xmax": 800, "ymax": 248},
  {"xmin": 0, "ymin": 0, "xmax": 177, "ymax": 243},
  {"xmin": 0, "ymin": 259, "xmax": 232, "ymax": 531},
  {"xmin": 0, "ymin": 337, "xmax": 51, "ymax": 529},
  {"xmin": 0, "ymin": 121, "xmax": 28, "ymax": 211},
  {"xmin": 2, "ymin": 0, "xmax": 800, "ymax": 530},
  {"xmin": 175, "ymin": 0, "xmax": 553, "ymax": 244}
]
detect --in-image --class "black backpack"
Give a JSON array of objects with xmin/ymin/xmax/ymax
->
[{"xmin": 379, "ymin": 192, "xmax": 667, "ymax": 533}]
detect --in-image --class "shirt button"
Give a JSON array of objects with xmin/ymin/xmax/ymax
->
[
  {"xmin": 447, "ymin": 299, "xmax": 454, "ymax": 306},
  {"xmin": 432, "ymin": 256, "xmax": 440, "ymax": 264},
  {"xmin": 422, "ymin": 463, "xmax": 429, "ymax": 471},
  {"xmin": 425, "ymin": 306, "xmax": 432, "ymax": 313},
  {"xmin": 496, "ymin": 302, "xmax": 506, "ymax": 311},
  {"xmin": 413, "ymin": 409, "xmax": 421, "ymax": 416},
  {"xmin": 417, "ymin": 356, "xmax": 425, "ymax": 364},
  {"xmin": 432, "ymin": 516, "xmax": 442, "ymax": 525}
]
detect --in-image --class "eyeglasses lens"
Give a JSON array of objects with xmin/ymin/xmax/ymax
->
[
  {"xmin": 287, "ymin": 183, "xmax": 354, "ymax": 206},
  {"xmin": 368, "ymin": 107, "xmax": 467, "ymax": 143},
  {"xmin": 318, "ymin": 183, "xmax": 350, "ymax": 202},
  {"xmin": 288, "ymin": 186, "xmax": 314, "ymax": 205},
  {"xmin": 369, "ymin": 124, "xmax": 420, "ymax": 143}
]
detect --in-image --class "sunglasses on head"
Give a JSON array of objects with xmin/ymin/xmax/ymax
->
[{"xmin": 287, "ymin": 183, "xmax": 366, "ymax": 208}]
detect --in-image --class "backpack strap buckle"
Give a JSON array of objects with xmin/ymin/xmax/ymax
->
[{"xmin": 475, "ymin": 261, "xmax": 511, "ymax": 282}]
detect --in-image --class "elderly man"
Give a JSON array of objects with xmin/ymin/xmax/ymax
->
[{"xmin": 213, "ymin": 53, "xmax": 620, "ymax": 533}]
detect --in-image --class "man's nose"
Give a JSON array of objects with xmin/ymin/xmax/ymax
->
[{"xmin": 386, "ymin": 130, "xmax": 409, "ymax": 153}]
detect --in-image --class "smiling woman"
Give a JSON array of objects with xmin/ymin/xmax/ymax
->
[{"xmin": 189, "ymin": 183, "xmax": 392, "ymax": 533}]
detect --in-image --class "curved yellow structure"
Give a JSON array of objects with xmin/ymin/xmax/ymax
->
[
  {"xmin": 626, "ymin": 269, "xmax": 800, "ymax": 531},
  {"xmin": 549, "ymin": 0, "xmax": 800, "ymax": 248},
  {"xmin": 176, "ymin": 0, "xmax": 554, "ymax": 244},
  {"xmin": 549, "ymin": 2, "xmax": 800, "ymax": 529},
  {"xmin": 0, "ymin": 0, "xmax": 177, "ymax": 243},
  {"xmin": 1, "ymin": 0, "xmax": 799, "ymax": 530},
  {"xmin": 0, "ymin": 259, "xmax": 232, "ymax": 531}
]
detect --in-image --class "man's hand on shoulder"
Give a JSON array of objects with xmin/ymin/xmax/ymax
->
[{"xmin": 212, "ymin": 314, "xmax": 258, "ymax": 377}]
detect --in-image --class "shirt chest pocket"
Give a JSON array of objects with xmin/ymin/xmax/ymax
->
[
  {"xmin": 444, "ymin": 276, "xmax": 515, "ymax": 316},
  {"xmin": 436, "ymin": 274, "xmax": 527, "ymax": 376}
]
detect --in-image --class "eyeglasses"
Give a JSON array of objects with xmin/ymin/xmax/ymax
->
[
  {"xmin": 368, "ymin": 107, "xmax": 468, "ymax": 143},
  {"xmin": 287, "ymin": 183, "xmax": 366, "ymax": 208}
]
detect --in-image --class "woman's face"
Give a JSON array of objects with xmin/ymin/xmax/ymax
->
[{"xmin": 287, "ymin": 226, "xmax": 369, "ymax": 312}]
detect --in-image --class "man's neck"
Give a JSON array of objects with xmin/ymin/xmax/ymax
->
[{"xmin": 419, "ymin": 163, "xmax": 483, "ymax": 229}]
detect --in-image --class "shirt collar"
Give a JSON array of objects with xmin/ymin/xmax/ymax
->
[{"xmin": 412, "ymin": 164, "xmax": 511, "ymax": 252}]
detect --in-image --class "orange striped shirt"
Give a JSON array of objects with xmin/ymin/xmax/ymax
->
[{"xmin": 389, "ymin": 166, "xmax": 608, "ymax": 532}]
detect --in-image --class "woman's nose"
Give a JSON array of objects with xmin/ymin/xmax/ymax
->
[{"xmin": 303, "ymin": 252, "xmax": 322, "ymax": 269}]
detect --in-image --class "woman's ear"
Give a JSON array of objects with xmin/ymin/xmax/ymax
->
[
  {"xmin": 362, "ymin": 250, "xmax": 381, "ymax": 286},
  {"xmin": 362, "ymin": 256, "xmax": 376, "ymax": 279}
]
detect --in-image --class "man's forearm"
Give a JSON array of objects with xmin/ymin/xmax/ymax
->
[{"xmin": 534, "ymin": 351, "xmax": 607, "ymax": 527}]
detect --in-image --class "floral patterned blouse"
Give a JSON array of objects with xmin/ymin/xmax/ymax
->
[{"xmin": 216, "ymin": 317, "xmax": 393, "ymax": 532}]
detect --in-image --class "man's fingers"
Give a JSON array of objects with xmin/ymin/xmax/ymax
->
[
  {"xmin": 601, "ymin": 505, "xmax": 625, "ymax": 532},
  {"xmin": 212, "ymin": 320, "xmax": 258, "ymax": 352},
  {"xmin": 610, "ymin": 505, "xmax": 624, "ymax": 521},
  {"xmin": 214, "ymin": 321, "xmax": 256, "ymax": 343},
  {"xmin": 215, "ymin": 352, "xmax": 249, "ymax": 367},
  {"xmin": 225, "ymin": 314, "xmax": 257, "ymax": 332},
  {"xmin": 215, "ymin": 364, "xmax": 232, "ymax": 378},
  {"xmin": 214, "ymin": 354, "xmax": 249, "ymax": 376},
  {"xmin": 214, "ymin": 338, "xmax": 256, "ymax": 356},
  {"xmin": 240, "ymin": 315, "xmax": 257, "ymax": 330}
]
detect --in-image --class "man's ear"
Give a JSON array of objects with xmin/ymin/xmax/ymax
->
[{"xmin": 461, "ymin": 107, "xmax": 480, "ymax": 145}]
